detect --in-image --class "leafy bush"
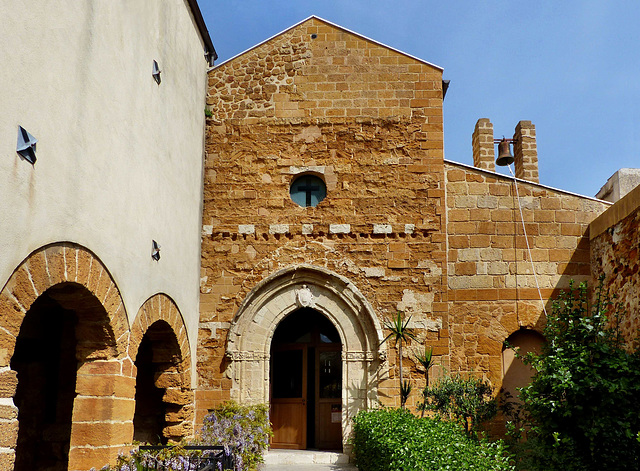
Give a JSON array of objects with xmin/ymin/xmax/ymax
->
[
  {"xmin": 352, "ymin": 408, "xmax": 514, "ymax": 471},
  {"xmin": 197, "ymin": 401, "xmax": 272, "ymax": 471},
  {"xmin": 420, "ymin": 374, "xmax": 497, "ymax": 435},
  {"xmin": 515, "ymin": 279, "xmax": 640, "ymax": 470}
]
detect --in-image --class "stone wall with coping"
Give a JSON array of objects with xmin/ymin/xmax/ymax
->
[
  {"xmin": 590, "ymin": 183, "xmax": 640, "ymax": 350},
  {"xmin": 445, "ymin": 161, "xmax": 609, "ymax": 386}
]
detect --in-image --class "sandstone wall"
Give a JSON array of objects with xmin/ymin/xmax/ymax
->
[
  {"xmin": 445, "ymin": 162, "xmax": 609, "ymax": 386},
  {"xmin": 199, "ymin": 17, "xmax": 446, "ymax": 420},
  {"xmin": 591, "ymin": 184, "xmax": 640, "ymax": 350}
]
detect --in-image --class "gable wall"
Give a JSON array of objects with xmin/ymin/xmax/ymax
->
[{"xmin": 198, "ymin": 18, "xmax": 446, "ymax": 422}]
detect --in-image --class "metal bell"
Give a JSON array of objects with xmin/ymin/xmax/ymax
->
[{"xmin": 496, "ymin": 138, "xmax": 514, "ymax": 166}]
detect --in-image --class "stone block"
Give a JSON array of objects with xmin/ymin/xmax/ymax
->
[
  {"xmin": 372, "ymin": 224, "xmax": 392, "ymax": 234},
  {"xmin": 163, "ymin": 388, "xmax": 190, "ymax": 405},
  {"xmin": 0, "ymin": 452, "xmax": 15, "ymax": 470},
  {"xmin": 363, "ymin": 267, "xmax": 385, "ymax": 278},
  {"xmin": 155, "ymin": 370, "xmax": 183, "ymax": 388},
  {"xmin": 75, "ymin": 374, "xmax": 135, "ymax": 398},
  {"xmin": 68, "ymin": 445, "xmax": 121, "ymax": 471},
  {"xmin": 44, "ymin": 245, "xmax": 67, "ymax": 285},
  {"xmin": 238, "ymin": 224, "xmax": 255, "ymax": 234},
  {"xmin": 0, "ymin": 370, "xmax": 18, "ymax": 398},
  {"xmin": 72, "ymin": 397, "xmax": 135, "ymax": 422},
  {"xmin": 77, "ymin": 360, "xmax": 121, "ymax": 377},
  {"xmin": 329, "ymin": 224, "xmax": 350, "ymax": 234},
  {"xmin": 268, "ymin": 224, "xmax": 289, "ymax": 234},
  {"xmin": 70, "ymin": 422, "xmax": 133, "ymax": 448},
  {"xmin": 0, "ymin": 421, "xmax": 17, "ymax": 448}
]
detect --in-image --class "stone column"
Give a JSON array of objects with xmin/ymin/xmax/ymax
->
[
  {"xmin": 68, "ymin": 359, "xmax": 135, "ymax": 471},
  {"xmin": 513, "ymin": 120, "xmax": 539, "ymax": 183},
  {"xmin": 472, "ymin": 118, "xmax": 495, "ymax": 172}
]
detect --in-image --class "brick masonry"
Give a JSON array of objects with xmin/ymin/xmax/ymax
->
[{"xmin": 445, "ymin": 161, "xmax": 608, "ymax": 385}]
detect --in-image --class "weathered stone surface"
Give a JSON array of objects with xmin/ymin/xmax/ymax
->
[
  {"xmin": 163, "ymin": 388, "xmax": 189, "ymax": 405},
  {"xmin": 0, "ymin": 452, "xmax": 15, "ymax": 470},
  {"xmin": 0, "ymin": 404, "xmax": 18, "ymax": 420},
  {"xmin": 0, "ymin": 369, "xmax": 18, "ymax": 398},
  {"xmin": 69, "ymin": 422, "xmax": 133, "ymax": 447},
  {"xmin": 200, "ymin": 16, "xmax": 446, "ymax": 417},
  {"xmin": 0, "ymin": 421, "xmax": 18, "ymax": 448},
  {"xmin": 68, "ymin": 445, "xmax": 122, "ymax": 471},
  {"xmin": 591, "ymin": 187, "xmax": 640, "ymax": 350},
  {"xmin": 72, "ymin": 397, "xmax": 135, "ymax": 422}
]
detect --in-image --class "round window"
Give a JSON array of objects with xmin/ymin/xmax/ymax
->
[{"xmin": 290, "ymin": 175, "xmax": 327, "ymax": 207}]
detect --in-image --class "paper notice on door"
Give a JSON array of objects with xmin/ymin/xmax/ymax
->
[{"xmin": 331, "ymin": 404, "xmax": 341, "ymax": 423}]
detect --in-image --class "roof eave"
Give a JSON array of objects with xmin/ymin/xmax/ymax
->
[{"xmin": 186, "ymin": 0, "xmax": 218, "ymax": 66}]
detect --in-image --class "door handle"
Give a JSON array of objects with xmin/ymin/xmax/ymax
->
[{"xmin": 302, "ymin": 399, "xmax": 306, "ymax": 406}]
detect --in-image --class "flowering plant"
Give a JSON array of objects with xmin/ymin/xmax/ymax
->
[
  {"xmin": 91, "ymin": 402, "xmax": 271, "ymax": 471},
  {"xmin": 197, "ymin": 401, "xmax": 272, "ymax": 471}
]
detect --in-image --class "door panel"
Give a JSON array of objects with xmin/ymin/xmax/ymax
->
[
  {"xmin": 271, "ymin": 347, "xmax": 307, "ymax": 449},
  {"xmin": 271, "ymin": 401, "xmax": 306, "ymax": 449},
  {"xmin": 315, "ymin": 347, "xmax": 342, "ymax": 450}
]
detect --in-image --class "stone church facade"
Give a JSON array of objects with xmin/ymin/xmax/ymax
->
[
  {"xmin": 1, "ymin": 8, "xmax": 639, "ymax": 470},
  {"xmin": 195, "ymin": 16, "xmax": 616, "ymax": 450}
]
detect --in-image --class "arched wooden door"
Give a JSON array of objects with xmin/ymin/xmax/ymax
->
[{"xmin": 270, "ymin": 308, "xmax": 342, "ymax": 450}]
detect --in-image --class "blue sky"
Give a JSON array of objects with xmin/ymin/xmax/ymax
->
[{"xmin": 199, "ymin": 1, "xmax": 640, "ymax": 198}]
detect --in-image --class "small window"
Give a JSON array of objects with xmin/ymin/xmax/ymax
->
[{"xmin": 290, "ymin": 175, "xmax": 326, "ymax": 207}]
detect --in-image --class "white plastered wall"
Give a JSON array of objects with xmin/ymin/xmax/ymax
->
[{"xmin": 0, "ymin": 0, "xmax": 208, "ymax": 384}]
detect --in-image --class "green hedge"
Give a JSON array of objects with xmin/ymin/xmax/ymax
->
[{"xmin": 352, "ymin": 408, "xmax": 513, "ymax": 471}]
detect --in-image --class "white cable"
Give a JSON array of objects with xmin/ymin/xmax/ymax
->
[{"xmin": 508, "ymin": 164, "xmax": 548, "ymax": 317}]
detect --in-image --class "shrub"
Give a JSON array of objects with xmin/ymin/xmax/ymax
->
[
  {"xmin": 352, "ymin": 408, "xmax": 514, "ymax": 471},
  {"xmin": 93, "ymin": 445, "xmax": 210, "ymax": 471},
  {"xmin": 420, "ymin": 374, "xmax": 497, "ymax": 435},
  {"xmin": 515, "ymin": 279, "xmax": 640, "ymax": 470}
]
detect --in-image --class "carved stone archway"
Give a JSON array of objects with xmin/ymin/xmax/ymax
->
[
  {"xmin": 226, "ymin": 265, "xmax": 385, "ymax": 450},
  {"xmin": 129, "ymin": 294, "xmax": 193, "ymax": 443},
  {"xmin": 0, "ymin": 243, "xmax": 130, "ymax": 471}
]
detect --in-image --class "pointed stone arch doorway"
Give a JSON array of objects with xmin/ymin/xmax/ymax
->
[{"xmin": 226, "ymin": 265, "xmax": 386, "ymax": 452}]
